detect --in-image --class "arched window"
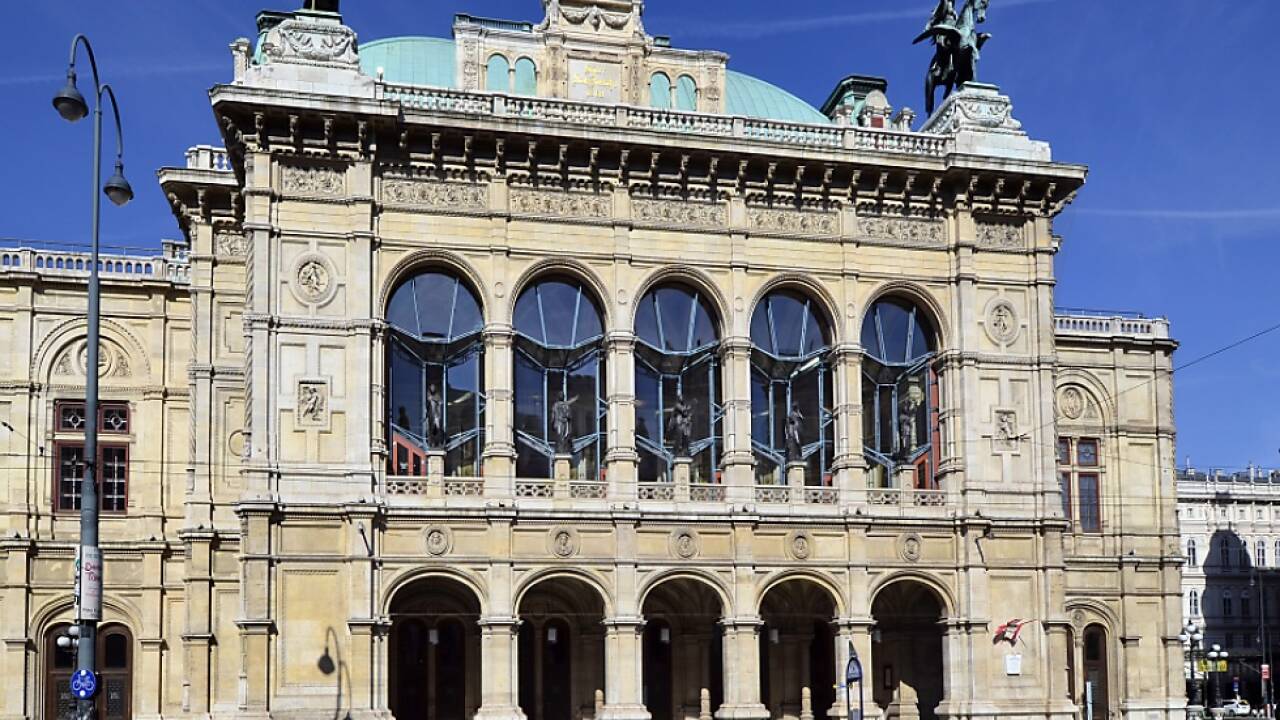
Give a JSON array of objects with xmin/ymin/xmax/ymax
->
[
  {"xmin": 386, "ymin": 270, "xmax": 486, "ymax": 477},
  {"xmin": 1188, "ymin": 539, "xmax": 1198, "ymax": 568},
  {"xmin": 649, "ymin": 73, "xmax": 672, "ymax": 109},
  {"xmin": 1258, "ymin": 540, "xmax": 1267, "ymax": 568},
  {"xmin": 514, "ymin": 57, "xmax": 537, "ymax": 95},
  {"xmin": 634, "ymin": 284, "xmax": 722, "ymax": 484},
  {"xmin": 1190, "ymin": 589, "xmax": 1201, "ymax": 617},
  {"xmin": 749, "ymin": 290, "xmax": 834, "ymax": 485},
  {"xmin": 1223, "ymin": 590, "xmax": 1234, "ymax": 617},
  {"xmin": 486, "ymin": 55, "xmax": 511, "ymax": 92},
  {"xmin": 861, "ymin": 298, "xmax": 939, "ymax": 489},
  {"xmin": 513, "ymin": 277, "xmax": 607, "ymax": 480},
  {"xmin": 675, "ymin": 75, "xmax": 698, "ymax": 111}
]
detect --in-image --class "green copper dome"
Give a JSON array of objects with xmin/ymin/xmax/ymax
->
[
  {"xmin": 359, "ymin": 37, "xmax": 830, "ymax": 125},
  {"xmin": 360, "ymin": 37, "xmax": 457, "ymax": 88}
]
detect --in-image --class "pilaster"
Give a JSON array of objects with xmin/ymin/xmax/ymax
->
[
  {"xmin": 605, "ymin": 332, "xmax": 639, "ymax": 498},
  {"xmin": 600, "ymin": 617, "xmax": 650, "ymax": 720}
]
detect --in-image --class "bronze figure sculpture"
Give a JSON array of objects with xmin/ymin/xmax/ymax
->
[{"xmin": 914, "ymin": 0, "xmax": 992, "ymax": 116}]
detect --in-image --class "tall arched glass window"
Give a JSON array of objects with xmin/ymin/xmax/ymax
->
[
  {"xmin": 675, "ymin": 75, "xmax": 698, "ymax": 111},
  {"xmin": 649, "ymin": 73, "xmax": 672, "ymax": 109},
  {"xmin": 1190, "ymin": 589, "xmax": 1200, "ymax": 617},
  {"xmin": 386, "ymin": 270, "xmax": 486, "ymax": 477},
  {"xmin": 514, "ymin": 57, "xmax": 537, "ymax": 95},
  {"xmin": 1188, "ymin": 539, "xmax": 1198, "ymax": 568},
  {"xmin": 486, "ymin": 55, "xmax": 511, "ymax": 92},
  {"xmin": 1258, "ymin": 540, "xmax": 1267, "ymax": 568},
  {"xmin": 861, "ymin": 298, "xmax": 939, "ymax": 489},
  {"xmin": 513, "ymin": 277, "xmax": 607, "ymax": 480},
  {"xmin": 749, "ymin": 290, "xmax": 834, "ymax": 485},
  {"xmin": 634, "ymin": 284, "xmax": 722, "ymax": 484}
]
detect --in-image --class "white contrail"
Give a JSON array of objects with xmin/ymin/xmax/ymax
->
[
  {"xmin": 0, "ymin": 62, "xmax": 226, "ymax": 88},
  {"xmin": 682, "ymin": 0, "xmax": 1060, "ymax": 39},
  {"xmin": 1072, "ymin": 208, "xmax": 1280, "ymax": 221}
]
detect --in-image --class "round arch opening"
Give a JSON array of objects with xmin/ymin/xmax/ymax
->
[
  {"xmin": 389, "ymin": 576, "xmax": 484, "ymax": 720},
  {"xmin": 758, "ymin": 578, "xmax": 839, "ymax": 720},
  {"xmin": 641, "ymin": 577, "xmax": 726, "ymax": 720},
  {"xmin": 870, "ymin": 580, "xmax": 946, "ymax": 720},
  {"xmin": 516, "ymin": 575, "xmax": 608, "ymax": 720}
]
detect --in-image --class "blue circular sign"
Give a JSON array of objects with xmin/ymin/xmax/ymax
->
[{"xmin": 70, "ymin": 669, "xmax": 98, "ymax": 699}]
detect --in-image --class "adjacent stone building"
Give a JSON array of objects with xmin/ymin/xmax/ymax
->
[
  {"xmin": 0, "ymin": 2, "xmax": 1185, "ymax": 720},
  {"xmin": 1177, "ymin": 465, "xmax": 1280, "ymax": 707}
]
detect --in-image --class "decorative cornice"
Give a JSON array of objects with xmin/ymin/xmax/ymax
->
[
  {"xmin": 382, "ymin": 179, "xmax": 487, "ymax": 212},
  {"xmin": 857, "ymin": 214, "xmax": 946, "ymax": 248},
  {"xmin": 510, "ymin": 188, "xmax": 611, "ymax": 219},
  {"xmin": 747, "ymin": 206, "xmax": 838, "ymax": 238},
  {"xmin": 632, "ymin": 198, "xmax": 726, "ymax": 229}
]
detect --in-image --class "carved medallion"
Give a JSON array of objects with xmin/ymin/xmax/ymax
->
[
  {"xmin": 291, "ymin": 254, "xmax": 337, "ymax": 305},
  {"xmin": 786, "ymin": 530, "xmax": 814, "ymax": 561},
  {"xmin": 984, "ymin": 300, "xmax": 1019, "ymax": 344},
  {"xmin": 900, "ymin": 533, "xmax": 923, "ymax": 563},
  {"xmin": 295, "ymin": 380, "xmax": 329, "ymax": 428},
  {"xmin": 1059, "ymin": 387, "xmax": 1086, "ymax": 421},
  {"xmin": 670, "ymin": 529, "xmax": 700, "ymax": 559},
  {"xmin": 424, "ymin": 526, "xmax": 453, "ymax": 557},
  {"xmin": 548, "ymin": 527, "xmax": 580, "ymax": 558}
]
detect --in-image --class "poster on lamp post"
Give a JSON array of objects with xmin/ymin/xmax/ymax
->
[{"xmin": 75, "ymin": 546, "xmax": 102, "ymax": 622}]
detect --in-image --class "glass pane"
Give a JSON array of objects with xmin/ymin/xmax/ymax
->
[
  {"xmin": 635, "ymin": 366, "xmax": 661, "ymax": 443},
  {"xmin": 683, "ymin": 361, "xmax": 715, "ymax": 445},
  {"xmin": 750, "ymin": 302, "xmax": 774, "ymax": 354},
  {"xmin": 656, "ymin": 287, "xmax": 694, "ymax": 353},
  {"xmin": 573, "ymin": 293, "xmax": 603, "ymax": 346},
  {"xmin": 101, "ymin": 447, "xmax": 127, "ymax": 513},
  {"xmin": 770, "ymin": 296, "xmax": 805, "ymax": 358},
  {"xmin": 567, "ymin": 360, "xmax": 600, "ymax": 445},
  {"xmin": 750, "ymin": 371, "xmax": 771, "ymax": 447},
  {"xmin": 1060, "ymin": 471, "xmax": 1073, "ymax": 520},
  {"xmin": 860, "ymin": 313, "xmax": 880, "ymax": 356},
  {"xmin": 1078, "ymin": 474, "xmax": 1100, "ymax": 532},
  {"xmin": 515, "ymin": 355, "xmax": 546, "ymax": 440},
  {"xmin": 58, "ymin": 445, "xmax": 84, "ymax": 511},
  {"xmin": 876, "ymin": 301, "xmax": 912, "ymax": 364},
  {"xmin": 102, "ymin": 405, "xmax": 129, "ymax": 433},
  {"xmin": 486, "ymin": 55, "xmax": 510, "ymax": 92},
  {"xmin": 650, "ymin": 73, "xmax": 671, "ymax": 108},
  {"xmin": 636, "ymin": 293, "xmax": 661, "ymax": 348},
  {"xmin": 514, "ymin": 57, "xmax": 537, "ymax": 95},
  {"xmin": 386, "ymin": 280, "xmax": 419, "ymax": 336},
  {"xmin": 1057, "ymin": 438, "xmax": 1071, "ymax": 466},
  {"xmin": 896, "ymin": 371, "xmax": 928, "ymax": 458},
  {"xmin": 103, "ymin": 632, "xmax": 129, "ymax": 669},
  {"xmin": 861, "ymin": 372, "xmax": 878, "ymax": 456},
  {"xmin": 675, "ymin": 75, "xmax": 697, "ymax": 111},
  {"xmin": 802, "ymin": 310, "xmax": 829, "ymax": 356},
  {"xmin": 389, "ymin": 344, "xmax": 424, "ymax": 439},
  {"xmin": 690, "ymin": 299, "xmax": 718, "ymax": 349},
  {"xmin": 539, "ymin": 281, "xmax": 580, "ymax": 347},
  {"xmin": 446, "ymin": 354, "xmax": 480, "ymax": 439},
  {"xmin": 513, "ymin": 288, "xmax": 545, "ymax": 344},
  {"xmin": 1077, "ymin": 439, "xmax": 1099, "ymax": 466},
  {"xmin": 413, "ymin": 273, "xmax": 457, "ymax": 341},
  {"xmin": 59, "ymin": 403, "xmax": 87, "ymax": 432}
]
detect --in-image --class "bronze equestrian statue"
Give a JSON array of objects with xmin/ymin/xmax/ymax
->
[{"xmin": 914, "ymin": 0, "xmax": 992, "ymax": 116}]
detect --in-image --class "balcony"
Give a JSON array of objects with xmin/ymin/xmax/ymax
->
[
  {"xmin": 0, "ymin": 241, "xmax": 191, "ymax": 286},
  {"xmin": 1054, "ymin": 308, "xmax": 1170, "ymax": 341}
]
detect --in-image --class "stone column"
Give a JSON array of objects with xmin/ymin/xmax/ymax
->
[
  {"xmin": 476, "ymin": 617, "xmax": 527, "ymax": 720},
  {"xmin": 600, "ymin": 617, "xmax": 650, "ymax": 720},
  {"xmin": 720, "ymin": 338, "xmax": 756, "ymax": 503},
  {"xmin": 605, "ymin": 331, "xmax": 639, "ymax": 496},
  {"xmin": 831, "ymin": 619, "xmax": 878, "ymax": 720},
  {"xmin": 830, "ymin": 345, "xmax": 865, "ymax": 506},
  {"xmin": 483, "ymin": 325, "xmax": 517, "ymax": 493},
  {"xmin": 718, "ymin": 618, "xmax": 770, "ymax": 720}
]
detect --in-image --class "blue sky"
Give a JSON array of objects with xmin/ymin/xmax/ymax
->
[{"xmin": 5, "ymin": 0, "xmax": 1278, "ymax": 470}]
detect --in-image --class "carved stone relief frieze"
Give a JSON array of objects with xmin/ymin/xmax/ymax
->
[
  {"xmin": 975, "ymin": 220, "xmax": 1026, "ymax": 251},
  {"xmin": 858, "ymin": 215, "xmax": 946, "ymax": 248},
  {"xmin": 748, "ymin": 207, "xmax": 838, "ymax": 237},
  {"xmin": 382, "ymin": 179, "xmax": 487, "ymax": 211},
  {"xmin": 510, "ymin": 189, "xmax": 611, "ymax": 219},
  {"xmin": 632, "ymin": 198, "xmax": 726, "ymax": 228},
  {"xmin": 993, "ymin": 410, "xmax": 1019, "ymax": 452},
  {"xmin": 280, "ymin": 165, "xmax": 344, "ymax": 197},
  {"xmin": 260, "ymin": 15, "xmax": 359, "ymax": 68},
  {"xmin": 295, "ymin": 380, "xmax": 329, "ymax": 428},
  {"xmin": 214, "ymin": 228, "xmax": 247, "ymax": 257},
  {"xmin": 54, "ymin": 340, "xmax": 132, "ymax": 379}
]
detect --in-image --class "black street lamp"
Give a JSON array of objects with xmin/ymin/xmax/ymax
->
[
  {"xmin": 1180, "ymin": 622, "xmax": 1205, "ymax": 711},
  {"xmin": 52, "ymin": 32, "xmax": 132, "ymax": 720},
  {"xmin": 846, "ymin": 640, "xmax": 865, "ymax": 720},
  {"xmin": 1208, "ymin": 643, "xmax": 1230, "ymax": 709}
]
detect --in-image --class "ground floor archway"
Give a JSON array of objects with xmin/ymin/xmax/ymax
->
[
  {"xmin": 1081, "ymin": 625, "xmax": 1110, "ymax": 720},
  {"xmin": 388, "ymin": 576, "xmax": 482, "ymax": 720},
  {"xmin": 517, "ymin": 576, "xmax": 607, "ymax": 720},
  {"xmin": 759, "ymin": 579, "xmax": 837, "ymax": 720},
  {"xmin": 871, "ymin": 581, "xmax": 945, "ymax": 720},
  {"xmin": 44, "ymin": 623, "xmax": 134, "ymax": 720},
  {"xmin": 642, "ymin": 578, "xmax": 724, "ymax": 720}
]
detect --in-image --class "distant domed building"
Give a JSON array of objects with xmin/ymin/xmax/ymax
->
[{"xmin": 0, "ymin": 2, "xmax": 1184, "ymax": 720}]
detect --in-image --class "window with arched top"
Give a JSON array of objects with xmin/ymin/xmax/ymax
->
[
  {"xmin": 513, "ymin": 277, "xmax": 607, "ymax": 480},
  {"xmin": 861, "ymin": 298, "xmax": 940, "ymax": 489},
  {"xmin": 487, "ymin": 55, "xmax": 511, "ymax": 92},
  {"xmin": 1223, "ymin": 589, "xmax": 1234, "ymax": 617},
  {"xmin": 1190, "ymin": 589, "xmax": 1201, "ymax": 617},
  {"xmin": 649, "ymin": 72, "xmax": 672, "ymax": 109},
  {"xmin": 1188, "ymin": 538, "xmax": 1198, "ymax": 568},
  {"xmin": 634, "ymin": 284, "xmax": 722, "ymax": 484},
  {"xmin": 749, "ymin": 290, "xmax": 834, "ymax": 486},
  {"xmin": 675, "ymin": 75, "xmax": 697, "ymax": 111},
  {"xmin": 386, "ymin": 270, "xmax": 486, "ymax": 477},
  {"xmin": 1258, "ymin": 540, "xmax": 1267, "ymax": 568},
  {"xmin": 514, "ymin": 57, "xmax": 537, "ymax": 95}
]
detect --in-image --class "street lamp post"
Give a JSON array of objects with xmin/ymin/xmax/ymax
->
[
  {"xmin": 845, "ymin": 641, "xmax": 865, "ymax": 720},
  {"xmin": 51, "ymin": 33, "xmax": 134, "ymax": 720},
  {"xmin": 1208, "ymin": 644, "xmax": 1229, "ymax": 709},
  {"xmin": 1181, "ymin": 622, "xmax": 1206, "ymax": 713}
]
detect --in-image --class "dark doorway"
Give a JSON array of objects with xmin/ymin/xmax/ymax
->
[
  {"xmin": 1083, "ymin": 625, "xmax": 1109, "ymax": 720},
  {"xmin": 871, "ymin": 581, "xmax": 946, "ymax": 720},
  {"xmin": 45, "ymin": 623, "xmax": 133, "ymax": 720},
  {"xmin": 641, "ymin": 578, "xmax": 725, "ymax": 720},
  {"xmin": 517, "ymin": 577, "xmax": 606, "ymax": 720},
  {"xmin": 389, "ymin": 576, "xmax": 482, "ymax": 720},
  {"xmin": 759, "ymin": 580, "xmax": 838, "ymax": 719}
]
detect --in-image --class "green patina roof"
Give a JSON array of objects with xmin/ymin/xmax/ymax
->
[
  {"xmin": 360, "ymin": 37, "xmax": 457, "ymax": 88},
  {"xmin": 358, "ymin": 37, "xmax": 830, "ymax": 125},
  {"xmin": 725, "ymin": 70, "xmax": 830, "ymax": 124}
]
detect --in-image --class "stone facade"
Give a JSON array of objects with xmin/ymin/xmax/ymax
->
[{"xmin": 0, "ymin": 3, "xmax": 1184, "ymax": 720}]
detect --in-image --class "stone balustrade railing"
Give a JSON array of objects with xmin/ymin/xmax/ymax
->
[
  {"xmin": 185, "ymin": 145, "xmax": 233, "ymax": 172},
  {"xmin": 379, "ymin": 83, "xmax": 953, "ymax": 158},
  {"xmin": 1054, "ymin": 312, "xmax": 1170, "ymax": 340},
  {"xmin": 0, "ymin": 246, "xmax": 191, "ymax": 286}
]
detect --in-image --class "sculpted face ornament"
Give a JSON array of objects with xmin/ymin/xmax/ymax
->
[
  {"xmin": 425, "ymin": 528, "xmax": 450, "ymax": 556},
  {"xmin": 671, "ymin": 530, "xmax": 699, "ymax": 559},
  {"xmin": 550, "ymin": 528, "xmax": 579, "ymax": 558}
]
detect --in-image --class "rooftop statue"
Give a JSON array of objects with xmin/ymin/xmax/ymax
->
[{"xmin": 914, "ymin": 0, "xmax": 992, "ymax": 116}]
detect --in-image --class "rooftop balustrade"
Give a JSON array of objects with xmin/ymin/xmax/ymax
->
[
  {"xmin": 0, "ymin": 241, "xmax": 190, "ymax": 286},
  {"xmin": 1054, "ymin": 311, "xmax": 1171, "ymax": 340}
]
